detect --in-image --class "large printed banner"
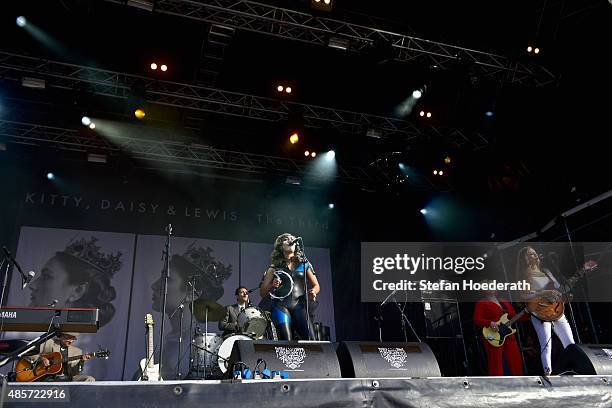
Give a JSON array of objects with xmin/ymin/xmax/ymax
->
[{"xmin": 2, "ymin": 227, "xmax": 335, "ymax": 380}]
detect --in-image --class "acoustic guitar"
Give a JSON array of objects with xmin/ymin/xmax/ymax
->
[
  {"xmin": 15, "ymin": 348, "xmax": 110, "ymax": 382},
  {"xmin": 526, "ymin": 260, "xmax": 597, "ymax": 322},
  {"xmin": 139, "ymin": 313, "xmax": 162, "ymax": 381},
  {"xmin": 482, "ymin": 308, "xmax": 527, "ymax": 347}
]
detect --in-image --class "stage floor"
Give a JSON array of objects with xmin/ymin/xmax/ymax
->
[{"xmin": 2, "ymin": 376, "xmax": 611, "ymax": 408}]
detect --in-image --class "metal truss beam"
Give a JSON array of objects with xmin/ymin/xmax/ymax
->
[
  {"xmin": 0, "ymin": 119, "xmax": 379, "ymax": 185},
  {"xmin": 0, "ymin": 51, "xmax": 489, "ymax": 150},
  {"xmin": 105, "ymin": 0, "xmax": 556, "ymax": 87}
]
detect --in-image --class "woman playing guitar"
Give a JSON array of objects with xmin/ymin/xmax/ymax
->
[
  {"xmin": 518, "ymin": 246, "xmax": 596, "ymax": 375},
  {"xmin": 474, "ymin": 284, "xmax": 528, "ymax": 376}
]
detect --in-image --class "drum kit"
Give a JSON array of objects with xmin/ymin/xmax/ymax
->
[{"xmin": 188, "ymin": 298, "xmax": 274, "ymax": 378}]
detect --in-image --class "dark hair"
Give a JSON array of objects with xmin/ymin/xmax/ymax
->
[
  {"xmin": 516, "ymin": 246, "xmax": 533, "ymax": 283},
  {"xmin": 54, "ymin": 252, "xmax": 116, "ymax": 328},
  {"xmin": 235, "ymin": 286, "xmax": 248, "ymax": 296},
  {"xmin": 270, "ymin": 233, "xmax": 305, "ymax": 268}
]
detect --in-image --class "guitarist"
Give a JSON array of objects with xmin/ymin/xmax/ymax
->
[
  {"xmin": 24, "ymin": 332, "xmax": 95, "ymax": 382},
  {"xmin": 518, "ymin": 246, "xmax": 584, "ymax": 375},
  {"xmin": 473, "ymin": 284, "xmax": 527, "ymax": 376}
]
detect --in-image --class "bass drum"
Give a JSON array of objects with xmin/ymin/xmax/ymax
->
[
  {"xmin": 237, "ymin": 307, "xmax": 268, "ymax": 339},
  {"xmin": 191, "ymin": 333, "xmax": 223, "ymax": 370},
  {"xmin": 217, "ymin": 334, "xmax": 252, "ymax": 374}
]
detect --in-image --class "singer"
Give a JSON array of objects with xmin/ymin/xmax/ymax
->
[
  {"xmin": 218, "ymin": 286, "xmax": 250, "ymax": 336},
  {"xmin": 260, "ymin": 233, "xmax": 320, "ymax": 341}
]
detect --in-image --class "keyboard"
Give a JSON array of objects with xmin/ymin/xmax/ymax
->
[{"xmin": 0, "ymin": 306, "xmax": 99, "ymax": 333}]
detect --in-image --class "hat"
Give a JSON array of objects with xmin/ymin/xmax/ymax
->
[{"xmin": 60, "ymin": 332, "xmax": 80, "ymax": 339}]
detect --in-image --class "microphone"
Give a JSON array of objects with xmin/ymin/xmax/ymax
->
[
  {"xmin": 22, "ymin": 270, "xmax": 36, "ymax": 289},
  {"xmin": 380, "ymin": 288, "xmax": 398, "ymax": 307},
  {"xmin": 2, "ymin": 245, "xmax": 33, "ymax": 290},
  {"xmin": 288, "ymin": 237, "xmax": 301, "ymax": 246}
]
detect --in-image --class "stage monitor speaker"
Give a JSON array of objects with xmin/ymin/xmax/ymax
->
[
  {"xmin": 229, "ymin": 340, "xmax": 342, "ymax": 379},
  {"xmin": 337, "ymin": 341, "xmax": 441, "ymax": 378},
  {"xmin": 557, "ymin": 344, "xmax": 612, "ymax": 375}
]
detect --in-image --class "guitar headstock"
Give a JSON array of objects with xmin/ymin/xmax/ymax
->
[
  {"xmin": 145, "ymin": 313, "xmax": 154, "ymax": 327},
  {"xmin": 93, "ymin": 349, "xmax": 111, "ymax": 359},
  {"xmin": 579, "ymin": 260, "xmax": 598, "ymax": 277}
]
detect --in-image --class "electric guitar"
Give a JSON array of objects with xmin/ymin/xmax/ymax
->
[
  {"xmin": 139, "ymin": 313, "xmax": 162, "ymax": 381},
  {"xmin": 15, "ymin": 348, "xmax": 110, "ymax": 382},
  {"xmin": 482, "ymin": 308, "xmax": 528, "ymax": 347},
  {"xmin": 526, "ymin": 260, "xmax": 597, "ymax": 322}
]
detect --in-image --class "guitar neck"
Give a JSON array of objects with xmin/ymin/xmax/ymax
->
[
  {"xmin": 147, "ymin": 324, "xmax": 154, "ymax": 368},
  {"xmin": 506, "ymin": 309, "xmax": 527, "ymax": 326}
]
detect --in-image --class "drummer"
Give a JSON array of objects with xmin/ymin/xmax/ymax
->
[{"xmin": 218, "ymin": 286, "xmax": 250, "ymax": 336}]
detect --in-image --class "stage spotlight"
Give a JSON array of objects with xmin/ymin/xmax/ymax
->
[
  {"xmin": 439, "ymin": 170, "xmax": 444, "ymax": 176},
  {"xmin": 134, "ymin": 108, "xmax": 146, "ymax": 120},
  {"xmin": 160, "ymin": 64, "xmax": 168, "ymax": 72},
  {"xmin": 412, "ymin": 89, "xmax": 422, "ymax": 99},
  {"xmin": 420, "ymin": 208, "xmax": 427, "ymax": 215},
  {"xmin": 89, "ymin": 122, "xmax": 96, "ymax": 130},
  {"xmin": 399, "ymin": 163, "xmax": 406, "ymax": 170},
  {"xmin": 305, "ymin": 150, "xmax": 310, "ymax": 156},
  {"xmin": 485, "ymin": 111, "xmax": 494, "ymax": 117},
  {"xmin": 527, "ymin": 46, "xmax": 533, "ymax": 53},
  {"xmin": 433, "ymin": 170, "xmax": 438, "ymax": 175},
  {"xmin": 150, "ymin": 63, "xmax": 158, "ymax": 70},
  {"xmin": 328, "ymin": 203, "xmax": 335, "ymax": 209},
  {"xmin": 81, "ymin": 116, "xmax": 91, "ymax": 126},
  {"xmin": 426, "ymin": 112, "xmax": 432, "ymax": 118},
  {"xmin": 311, "ymin": 0, "xmax": 332, "ymax": 11},
  {"xmin": 326, "ymin": 150, "xmax": 336, "ymax": 160},
  {"xmin": 311, "ymin": 152, "xmax": 316, "ymax": 158},
  {"xmin": 289, "ymin": 132, "xmax": 299, "ymax": 144},
  {"xmin": 444, "ymin": 156, "xmax": 451, "ymax": 164},
  {"xmin": 277, "ymin": 85, "xmax": 284, "ymax": 92},
  {"xmin": 16, "ymin": 16, "xmax": 27, "ymax": 27},
  {"xmin": 419, "ymin": 111, "xmax": 425, "ymax": 117},
  {"xmin": 46, "ymin": 172, "xmax": 55, "ymax": 180},
  {"xmin": 534, "ymin": 48, "xmax": 540, "ymax": 54},
  {"xmin": 285, "ymin": 86, "xmax": 292, "ymax": 94}
]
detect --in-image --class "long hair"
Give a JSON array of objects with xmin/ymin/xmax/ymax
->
[
  {"xmin": 270, "ymin": 233, "xmax": 305, "ymax": 268},
  {"xmin": 54, "ymin": 252, "xmax": 116, "ymax": 328},
  {"xmin": 516, "ymin": 246, "xmax": 533, "ymax": 284}
]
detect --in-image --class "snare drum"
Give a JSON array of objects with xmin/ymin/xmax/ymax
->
[
  {"xmin": 217, "ymin": 334, "xmax": 252, "ymax": 374},
  {"xmin": 191, "ymin": 333, "xmax": 223, "ymax": 370},
  {"xmin": 237, "ymin": 306, "xmax": 268, "ymax": 339}
]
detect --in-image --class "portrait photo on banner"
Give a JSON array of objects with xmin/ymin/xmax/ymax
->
[
  {"xmin": 123, "ymin": 235, "xmax": 238, "ymax": 380},
  {"xmin": 3, "ymin": 226, "xmax": 135, "ymax": 380}
]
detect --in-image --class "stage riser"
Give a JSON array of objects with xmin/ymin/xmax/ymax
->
[{"xmin": 3, "ymin": 377, "xmax": 611, "ymax": 408}]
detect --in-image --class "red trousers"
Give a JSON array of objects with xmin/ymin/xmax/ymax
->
[{"xmin": 482, "ymin": 336, "xmax": 524, "ymax": 376}]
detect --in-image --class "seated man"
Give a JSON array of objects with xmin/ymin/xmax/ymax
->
[
  {"xmin": 26, "ymin": 332, "xmax": 95, "ymax": 382},
  {"xmin": 219, "ymin": 286, "xmax": 250, "ymax": 336}
]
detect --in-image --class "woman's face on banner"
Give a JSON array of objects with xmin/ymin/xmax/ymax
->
[
  {"xmin": 29, "ymin": 257, "xmax": 74, "ymax": 307},
  {"xmin": 151, "ymin": 266, "xmax": 187, "ymax": 314}
]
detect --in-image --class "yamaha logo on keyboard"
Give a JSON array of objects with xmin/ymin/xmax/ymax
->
[{"xmin": 0, "ymin": 311, "xmax": 17, "ymax": 319}]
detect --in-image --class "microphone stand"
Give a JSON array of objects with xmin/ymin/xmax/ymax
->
[
  {"xmin": 169, "ymin": 297, "xmax": 186, "ymax": 380},
  {"xmin": 298, "ymin": 238, "xmax": 313, "ymax": 340},
  {"xmin": 1, "ymin": 246, "xmax": 32, "ymax": 290},
  {"xmin": 392, "ymin": 296, "xmax": 422, "ymax": 343},
  {"xmin": 157, "ymin": 224, "xmax": 172, "ymax": 381}
]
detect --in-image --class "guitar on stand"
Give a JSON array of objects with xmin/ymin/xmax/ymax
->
[
  {"xmin": 139, "ymin": 314, "xmax": 162, "ymax": 381},
  {"xmin": 526, "ymin": 260, "xmax": 597, "ymax": 322}
]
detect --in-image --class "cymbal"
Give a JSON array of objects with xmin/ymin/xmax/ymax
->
[{"xmin": 190, "ymin": 298, "xmax": 226, "ymax": 322}]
